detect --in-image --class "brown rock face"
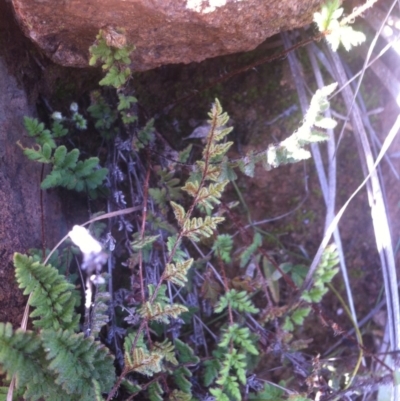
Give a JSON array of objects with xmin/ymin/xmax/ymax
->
[{"xmin": 11, "ymin": 0, "xmax": 323, "ymax": 71}]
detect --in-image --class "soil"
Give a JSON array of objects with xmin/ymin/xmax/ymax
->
[{"xmin": 0, "ymin": 0, "xmax": 398, "ymax": 398}]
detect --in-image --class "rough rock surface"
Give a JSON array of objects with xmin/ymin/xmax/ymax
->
[
  {"xmin": 12, "ymin": 0, "xmax": 323, "ymax": 71},
  {"xmin": 0, "ymin": 54, "xmax": 68, "ymax": 326}
]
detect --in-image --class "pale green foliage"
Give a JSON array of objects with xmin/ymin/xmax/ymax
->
[
  {"xmin": 148, "ymin": 381, "xmax": 164, "ymax": 401},
  {"xmin": 89, "ymin": 27, "xmax": 134, "ymax": 88},
  {"xmin": 139, "ymin": 301, "xmax": 188, "ymax": 324},
  {"xmin": 87, "ymin": 90, "xmax": 118, "ymax": 137},
  {"xmin": 219, "ymin": 324, "xmax": 259, "ymax": 356},
  {"xmin": 132, "ymin": 118, "xmax": 156, "ymax": 150},
  {"xmin": 167, "ymin": 235, "xmax": 187, "ymax": 263},
  {"xmin": 169, "ymin": 390, "xmax": 193, "ymax": 401},
  {"xmin": 164, "ymin": 258, "xmax": 194, "ymax": 287},
  {"xmin": 117, "ymin": 93, "xmax": 138, "ymax": 124},
  {"xmin": 14, "ymin": 253, "xmax": 80, "ymax": 331},
  {"xmin": 89, "ymin": 287, "xmax": 111, "ymax": 337},
  {"xmin": 11, "ymin": 35, "xmax": 344, "ymax": 400},
  {"xmin": 150, "ymin": 168, "xmax": 183, "ymax": 213},
  {"xmin": 212, "ymin": 234, "xmax": 233, "ymax": 263},
  {"xmin": 41, "ymin": 329, "xmax": 115, "ymax": 395},
  {"xmin": 215, "ymin": 289, "xmax": 259, "ymax": 314},
  {"xmin": 183, "ymin": 215, "xmax": 225, "ymax": 241},
  {"xmin": 232, "ymin": 83, "xmax": 337, "ymax": 176},
  {"xmin": 240, "ymin": 232, "xmax": 262, "ymax": 268},
  {"xmin": 131, "ymin": 234, "xmax": 160, "ymax": 251},
  {"xmin": 0, "ymin": 254, "xmax": 115, "ymax": 400},
  {"xmin": 21, "ymin": 116, "xmax": 108, "ymax": 194},
  {"xmin": 283, "ymin": 307, "xmax": 311, "ymax": 332},
  {"xmin": 302, "ymin": 244, "xmax": 339, "ymax": 303},
  {"xmin": 266, "ymin": 83, "xmax": 337, "ymax": 168},
  {"xmin": 208, "ymin": 325, "xmax": 258, "ymax": 401},
  {"xmin": 314, "ymin": 0, "xmax": 366, "ymax": 51},
  {"xmin": 126, "ymin": 346, "xmax": 164, "ymax": 376}
]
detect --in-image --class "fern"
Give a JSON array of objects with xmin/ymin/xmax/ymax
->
[
  {"xmin": 239, "ymin": 232, "xmax": 262, "ymax": 268},
  {"xmin": 212, "ymin": 234, "xmax": 233, "ymax": 263},
  {"xmin": 89, "ymin": 27, "xmax": 134, "ymax": 89},
  {"xmin": 21, "ymin": 116, "xmax": 108, "ymax": 194},
  {"xmin": 89, "ymin": 287, "xmax": 111, "ymax": 337},
  {"xmin": 14, "ymin": 253, "xmax": 80, "ymax": 331},
  {"xmin": 41, "ymin": 329, "xmax": 115, "ymax": 395},
  {"xmin": 148, "ymin": 381, "xmax": 164, "ymax": 401},
  {"xmin": 215, "ymin": 289, "xmax": 259, "ymax": 315},
  {"xmin": 314, "ymin": 0, "xmax": 366, "ymax": 51},
  {"xmin": 301, "ymin": 244, "xmax": 339, "ymax": 303},
  {"xmin": 139, "ymin": 302, "xmax": 188, "ymax": 324},
  {"xmin": 164, "ymin": 258, "xmax": 194, "ymax": 287}
]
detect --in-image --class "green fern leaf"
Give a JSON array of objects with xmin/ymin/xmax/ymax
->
[
  {"xmin": 174, "ymin": 339, "xmax": 200, "ymax": 365},
  {"xmin": 164, "ymin": 258, "xmax": 193, "ymax": 287},
  {"xmin": 53, "ymin": 145, "xmax": 67, "ymax": 167},
  {"xmin": 173, "ymin": 366, "xmax": 192, "ymax": 393},
  {"xmin": 212, "ymin": 234, "xmax": 233, "ymax": 263},
  {"xmin": 169, "ymin": 389, "xmax": 192, "ymax": 401},
  {"xmin": 148, "ymin": 381, "xmax": 164, "ymax": 401},
  {"xmin": 131, "ymin": 235, "xmax": 160, "ymax": 251},
  {"xmin": 170, "ymin": 201, "xmax": 186, "ymax": 226},
  {"xmin": 14, "ymin": 253, "xmax": 80, "ymax": 331},
  {"xmin": 41, "ymin": 329, "xmax": 115, "ymax": 396}
]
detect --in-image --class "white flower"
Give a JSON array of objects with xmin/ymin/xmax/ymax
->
[
  {"xmin": 70, "ymin": 102, "xmax": 79, "ymax": 112},
  {"xmin": 68, "ymin": 225, "xmax": 102, "ymax": 255},
  {"xmin": 51, "ymin": 111, "xmax": 63, "ymax": 120}
]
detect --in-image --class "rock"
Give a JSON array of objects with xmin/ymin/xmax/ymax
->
[{"xmin": 11, "ymin": 0, "xmax": 324, "ymax": 71}]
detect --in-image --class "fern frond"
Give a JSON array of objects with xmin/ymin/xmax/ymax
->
[
  {"xmin": 126, "ymin": 347, "xmax": 163, "ymax": 376},
  {"xmin": 173, "ymin": 366, "xmax": 192, "ymax": 393},
  {"xmin": 139, "ymin": 302, "xmax": 188, "ymax": 323},
  {"xmin": 212, "ymin": 234, "xmax": 233, "ymax": 263},
  {"xmin": 239, "ymin": 233, "xmax": 262, "ymax": 268},
  {"xmin": 89, "ymin": 288, "xmax": 110, "ymax": 337},
  {"xmin": 148, "ymin": 381, "xmax": 164, "ymax": 401},
  {"xmin": 170, "ymin": 201, "xmax": 186, "ymax": 226},
  {"xmin": 164, "ymin": 258, "xmax": 194, "ymax": 287},
  {"xmin": 215, "ymin": 289, "xmax": 259, "ymax": 315},
  {"xmin": 219, "ymin": 324, "xmax": 259, "ymax": 356},
  {"xmin": 23, "ymin": 117, "xmax": 56, "ymax": 148},
  {"xmin": 154, "ymin": 339, "xmax": 178, "ymax": 365},
  {"xmin": 169, "ymin": 389, "xmax": 192, "ymax": 401},
  {"xmin": 174, "ymin": 339, "xmax": 200, "ymax": 365},
  {"xmin": 0, "ymin": 323, "xmax": 75, "ymax": 401},
  {"xmin": 14, "ymin": 253, "xmax": 80, "ymax": 331},
  {"xmin": 131, "ymin": 234, "xmax": 160, "ymax": 251},
  {"xmin": 183, "ymin": 216, "xmax": 225, "ymax": 241},
  {"xmin": 41, "ymin": 329, "xmax": 115, "ymax": 396},
  {"xmin": 196, "ymin": 160, "xmax": 222, "ymax": 181}
]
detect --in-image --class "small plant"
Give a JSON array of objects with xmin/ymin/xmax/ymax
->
[
  {"xmin": 19, "ymin": 107, "xmax": 108, "ymax": 197},
  {"xmin": 0, "ymin": 254, "xmax": 115, "ymax": 400},
  {"xmin": 314, "ymin": 0, "xmax": 366, "ymax": 51}
]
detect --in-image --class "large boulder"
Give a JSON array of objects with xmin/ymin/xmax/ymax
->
[{"xmin": 11, "ymin": 0, "xmax": 324, "ymax": 71}]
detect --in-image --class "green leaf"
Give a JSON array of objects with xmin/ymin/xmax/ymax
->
[
  {"xmin": 118, "ymin": 94, "xmax": 137, "ymax": 110},
  {"xmin": 63, "ymin": 148, "xmax": 79, "ymax": 169},
  {"xmin": 291, "ymin": 307, "xmax": 311, "ymax": 325},
  {"xmin": 174, "ymin": 339, "xmax": 200, "ymax": 365},
  {"xmin": 131, "ymin": 235, "xmax": 160, "ymax": 251},
  {"xmin": 212, "ymin": 234, "xmax": 233, "ymax": 263},
  {"xmin": 170, "ymin": 201, "xmax": 186, "ymax": 226},
  {"xmin": 53, "ymin": 146, "xmax": 67, "ymax": 167},
  {"xmin": 178, "ymin": 144, "xmax": 193, "ymax": 163},
  {"xmin": 14, "ymin": 253, "xmax": 80, "ymax": 330}
]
